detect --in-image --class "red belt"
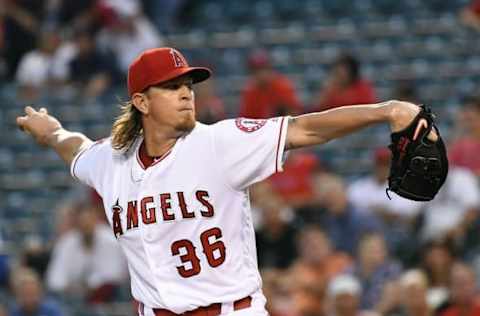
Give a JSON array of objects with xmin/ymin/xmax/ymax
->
[{"xmin": 151, "ymin": 296, "xmax": 252, "ymax": 316}]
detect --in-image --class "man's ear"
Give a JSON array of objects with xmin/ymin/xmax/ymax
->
[{"xmin": 132, "ymin": 92, "xmax": 149, "ymax": 114}]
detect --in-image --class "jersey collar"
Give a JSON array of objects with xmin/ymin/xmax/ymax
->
[
  {"xmin": 130, "ymin": 133, "xmax": 185, "ymax": 183},
  {"xmin": 137, "ymin": 140, "xmax": 174, "ymax": 170}
]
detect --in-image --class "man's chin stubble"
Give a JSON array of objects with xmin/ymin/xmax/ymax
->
[{"xmin": 176, "ymin": 116, "xmax": 196, "ymax": 133}]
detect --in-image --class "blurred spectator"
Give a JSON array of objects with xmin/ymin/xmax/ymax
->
[
  {"xmin": 348, "ymin": 148, "xmax": 423, "ymax": 223},
  {"xmin": 419, "ymin": 167, "xmax": 480, "ymax": 242},
  {"xmin": 351, "ymin": 232, "xmax": 402, "ymax": 311},
  {"xmin": 255, "ymin": 189, "xmax": 298, "ymax": 269},
  {"xmin": 55, "ymin": 0, "xmax": 98, "ymax": 30},
  {"xmin": 460, "ymin": 0, "xmax": 480, "ymax": 31},
  {"xmin": 96, "ymin": 0, "xmax": 164, "ymax": 74},
  {"xmin": 268, "ymin": 150, "xmax": 322, "ymax": 208},
  {"xmin": 461, "ymin": 214, "xmax": 480, "ymax": 262},
  {"xmin": 52, "ymin": 199, "xmax": 82, "ymax": 240},
  {"xmin": 312, "ymin": 173, "xmax": 383, "ymax": 255},
  {"xmin": 15, "ymin": 30, "xmax": 73, "ymax": 101},
  {"xmin": 20, "ymin": 235, "xmax": 50, "ymax": 280},
  {"xmin": 239, "ymin": 49, "xmax": 303, "ymax": 119},
  {"xmin": 440, "ymin": 262, "xmax": 480, "ymax": 316},
  {"xmin": 381, "ymin": 269, "xmax": 432, "ymax": 316},
  {"xmin": 68, "ymin": 29, "xmax": 116, "ymax": 99},
  {"xmin": 290, "ymin": 278, "xmax": 326, "ymax": 316},
  {"xmin": 290, "ymin": 225, "xmax": 352, "ymax": 291},
  {"xmin": 262, "ymin": 269, "xmax": 296, "ymax": 316},
  {"xmin": 420, "ymin": 239, "xmax": 456, "ymax": 309},
  {"xmin": 449, "ymin": 96, "xmax": 480, "ymax": 176},
  {"xmin": 400, "ymin": 270, "xmax": 432, "ymax": 316},
  {"xmin": 194, "ymin": 79, "xmax": 226, "ymax": 124},
  {"xmin": 9, "ymin": 267, "xmax": 64, "ymax": 316},
  {"xmin": 141, "ymin": 0, "xmax": 188, "ymax": 33},
  {"xmin": 1, "ymin": 0, "xmax": 46, "ymax": 79},
  {"xmin": 348, "ymin": 148, "xmax": 424, "ymax": 255},
  {"xmin": 250, "ymin": 181, "xmax": 275, "ymax": 229},
  {"xmin": 313, "ymin": 53, "xmax": 376, "ymax": 111},
  {"xmin": 326, "ymin": 274, "xmax": 373, "ymax": 316},
  {"xmin": 0, "ymin": 232, "xmax": 10, "ymax": 289},
  {"xmin": 46, "ymin": 202, "xmax": 127, "ymax": 303},
  {"xmin": 392, "ymin": 81, "xmax": 420, "ymax": 104},
  {"xmin": 0, "ymin": 5, "xmax": 6, "ymax": 82}
]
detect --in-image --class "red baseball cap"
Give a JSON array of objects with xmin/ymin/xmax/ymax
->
[{"xmin": 127, "ymin": 47, "xmax": 212, "ymax": 96}]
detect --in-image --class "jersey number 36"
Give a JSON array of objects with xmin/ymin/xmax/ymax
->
[{"xmin": 171, "ymin": 227, "xmax": 226, "ymax": 278}]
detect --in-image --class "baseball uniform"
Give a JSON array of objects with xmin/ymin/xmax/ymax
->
[{"xmin": 70, "ymin": 116, "xmax": 289, "ymax": 315}]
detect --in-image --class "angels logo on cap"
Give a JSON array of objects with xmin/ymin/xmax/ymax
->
[
  {"xmin": 170, "ymin": 49, "xmax": 186, "ymax": 68},
  {"xmin": 235, "ymin": 118, "xmax": 268, "ymax": 133}
]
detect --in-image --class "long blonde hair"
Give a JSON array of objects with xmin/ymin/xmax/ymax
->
[{"xmin": 111, "ymin": 101, "xmax": 143, "ymax": 152}]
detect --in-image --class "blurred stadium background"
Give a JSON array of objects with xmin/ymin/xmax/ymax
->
[{"xmin": 1, "ymin": 0, "xmax": 480, "ymax": 315}]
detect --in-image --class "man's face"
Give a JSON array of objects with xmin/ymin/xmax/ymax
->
[
  {"xmin": 334, "ymin": 293, "xmax": 359, "ymax": 316},
  {"xmin": 40, "ymin": 33, "xmax": 60, "ymax": 55},
  {"xmin": 252, "ymin": 68, "xmax": 272, "ymax": 85},
  {"xmin": 78, "ymin": 208, "xmax": 97, "ymax": 236},
  {"xmin": 17, "ymin": 280, "xmax": 42, "ymax": 312},
  {"xmin": 401, "ymin": 283, "xmax": 427, "ymax": 310},
  {"xmin": 299, "ymin": 230, "xmax": 331, "ymax": 264},
  {"xmin": 332, "ymin": 64, "xmax": 351, "ymax": 85},
  {"xmin": 359, "ymin": 235, "xmax": 386, "ymax": 268},
  {"xmin": 77, "ymin": 34, "xmax": 94, "ymax": 55},
  {"xmin": 450, "ymin": 265, "xmax": 477, "ymax": 305},
  {"xmin": 462, "ymin": 105, "xmax": 480, "ymax": 132},
  {"xmin": 143, "ymin": 76, "xmax": 196, "ymax": 133}
]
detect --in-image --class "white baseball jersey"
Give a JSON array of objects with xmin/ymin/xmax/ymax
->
[{"xmin": 70, "ymin": 117, "xmax": 289, "ymax": 314}]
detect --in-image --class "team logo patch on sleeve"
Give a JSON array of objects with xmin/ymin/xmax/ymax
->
[{"xmin": 235, "ymin": 118, "xmax": 267, "ymax": 133}]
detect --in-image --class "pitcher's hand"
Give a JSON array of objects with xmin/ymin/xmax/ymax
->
[
  {"xmin": 387, "ymin": 100, "xmax": 438, "ymax": 141},
  {"xmin": 16, "ymin": 106, "xmax": 63, "ymax": 146}
]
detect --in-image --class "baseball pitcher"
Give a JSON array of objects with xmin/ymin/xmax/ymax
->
[{"xmin": 16, "ymin": 47, "xmax": 446, "ymax": 316}]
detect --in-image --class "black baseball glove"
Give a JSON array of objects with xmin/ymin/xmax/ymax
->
[{"xmin": 386, "ymin": 105, "xmax": 448, "ymax": 201}]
